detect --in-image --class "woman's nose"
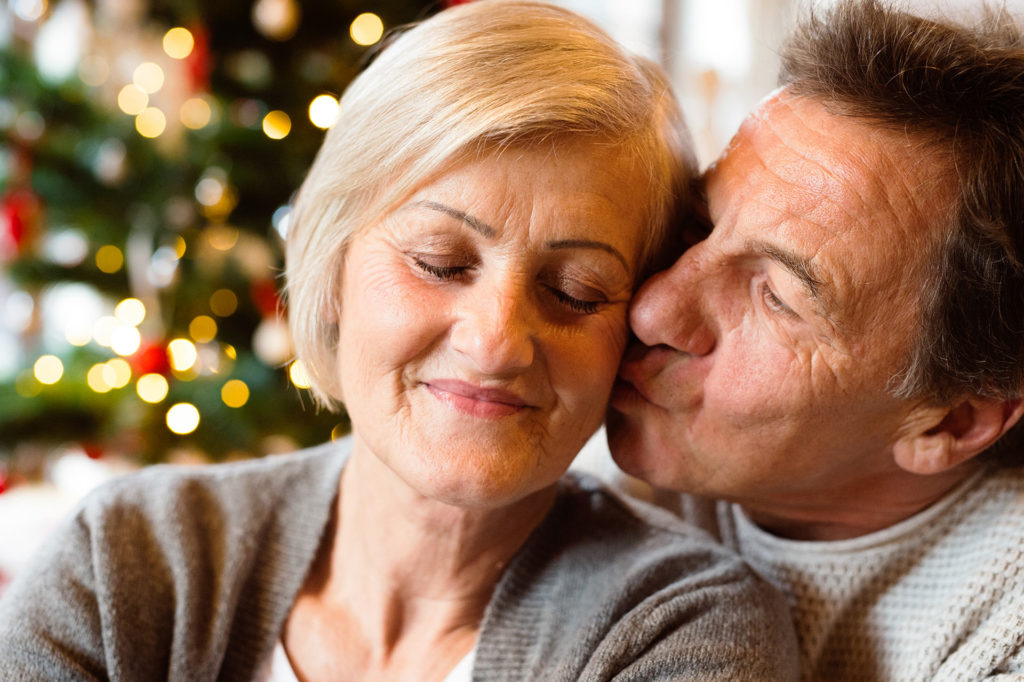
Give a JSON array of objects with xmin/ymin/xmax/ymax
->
[
  {"xmin": 629, "ymin": 246, "xmax": 716, "ymax": 356},
  {"xmin": 450, "ymin": 283, "xmax": 535, "ymax": 374}
]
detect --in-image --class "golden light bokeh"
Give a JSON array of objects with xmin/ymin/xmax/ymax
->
[
  {"xmin": 136, "ymin": 373, "xmax": 170, "ymax": 403},
  {"xmin": 205, "ymin": 225, "xmax": 239, "ymax": 250},
  {"xmin": 166, "ymin": 402, "xmax": 200, "ymax": 434},
  {"xmin": 114, "ymin": 298, "xmax": 146, "ymax": 326},
  {"xmin": 103, "ymin": 358, "xmax": 132, "ymax": 389},
  {"xmin": 117, "ymin": 84, "xmax": 149, "ymax": 115},
  {"xmin": 65, "ymin": 322, "xmax": 92, "ymax": 347},
  {"xmin": 210, "ymin": 288, "xmax": 238, "ymax": 317},
  {"xmin": 133, "ymin": 62, "xmax": 165, "ymax": 94},
  {"xmin": 252, "ymin": 0, "xmax": 300, "ymax": 41},
  {"xmin": 262, "ymin": 110, "xmax": 291, "ymax": 140},
  {"xmin": 167, "ymin": 338, "xmax": 198, "ymax": 371},
  {"xmin": 288, "ymin": 360, "xmax": 311, "ymax": 389},
  {"xmin": 221, "ymin": 379, "xmax": 250, "ymax": 408},
  {"xmin": 308, "ymin": 94, "xmax": 339, "ymax": 129},
  {"xmin": 189, "ymin": 315, "xmax": 218, "ymax": 343},
  {"xmin": 163, "ymin": 27, "xmax": 195, "ymax": 59},
  {"xmin": 350, "ymin": 12, "xmax": 384, "ymax": 46},
  {"xmin": 92, "ymin": 316, "xmax": 118, "ymax": 347},
  {"xmin": 136, "ymin": 107, "xmax": 167, "ymax": 138},
  {"xmin": 180, "ymin": 96, "xmax": 212, "ymax": 130},
  {"xmin": 33, "ymin": 355, "xmax": 63, "ymax": 385},
  {"xmin": 95, "ymin": 244, "xmax": 124, "ymax": 273},
  {"xmin": 87, "ymin": 363, "xmax": 112, "ymax": 393},
  {"xmin": 110, "ymin": 325, "xmax": 142, "ymax": 356}
]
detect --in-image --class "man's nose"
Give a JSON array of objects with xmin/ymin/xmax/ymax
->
[
  {"xmin": 450, "ymin": 280, "xmax": 535, "ymax": 374},
  {"xmin": 629, "ymin": 245, "xmax": 716, "ymax": 356}
]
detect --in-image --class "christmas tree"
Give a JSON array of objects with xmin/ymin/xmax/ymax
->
[{"xmin": 0, "ymin": 0, "xmax": 448, "ymax": 489}]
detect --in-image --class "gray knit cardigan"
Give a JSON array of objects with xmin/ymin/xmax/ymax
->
[{"xmin": 0, "ymin": 441, "xmax": 798, "ymax": 681}]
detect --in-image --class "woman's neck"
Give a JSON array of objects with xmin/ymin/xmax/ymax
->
[
  {"xmin": 337, "ymin": 442, "xmax": 556, "ymax": 614},
  {"xmin": 284, "ymin": 437, "xmax": 557, "ymax": 681}
]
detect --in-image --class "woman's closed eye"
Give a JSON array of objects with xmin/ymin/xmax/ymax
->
[
  {"xmin": 414, "ymin": 256, "xmax": 471, "ymax": 281},
  {"xmin": 413, "ymin": 251, "xmax": 612, "ymax": 316},
  {"xmin": 546, "ymin": 285, "xmax": 601, "ymax": 315},
  {"xmin": 543, "ymin": 271, "xmax": 612, "ymax": 316}
]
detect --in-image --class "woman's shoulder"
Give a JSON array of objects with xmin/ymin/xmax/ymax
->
[
  {"xmin": 0, "ymin": 441, "xmax": 349, "ymax": 680},
  {"xmin": 554, "ymin": 470, "xmax": 725, "ymax": 553},
  {"xmin": 475, "ymin": 471, "xmax": 800, "ymax": 680},
  {"xmin": 82, "ymin": 440, "xmax": 347, "ymax": 521},
  {"xmin": 528, "ymin": 470, "xmax": 786, "ymax": 615},
  {"xmin": 47, "ymin": 440, "xmax": 349, "ymax": 597},
  {"xmin": 552, "ymin": 471, "xmax": 794, "ymax": 635}
]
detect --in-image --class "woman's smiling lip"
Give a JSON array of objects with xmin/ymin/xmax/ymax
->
[{"xmin": 424, "ymin": 379, "xmax": 530, "ymax": 419}]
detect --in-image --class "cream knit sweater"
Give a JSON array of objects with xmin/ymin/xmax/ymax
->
[{"xmin": 691, "ymin": 465, "xmax": 1024, "ymax": 681}]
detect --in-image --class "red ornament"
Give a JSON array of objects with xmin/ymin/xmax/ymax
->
[
  {"xmin": 0, "ymin": 188, "xmax": 42, "ymax": 259},
  {"xmin": 185, "ymin": 24, "xmax": 211, "ymax": 94},
  {"xmin": 0, "ymin": 148, "xmax": 41, "ymax": 260},
  {"xmin": 82, "ymin": 442, "xmax": 104, "ymax": 460},
  {"xmin": 132, "ymin": 340, "xmax": 172, "ymax": 376},
  {"xmin": 443, "ymin": 0, "xmax": 474, "ymax": 6},
  {"xmin": 0, "ymin": 470, "xmax": 6, "ymax": 495},
  {"xmin": 250, "ymin": 279, "xmax": 283, "ymax": 318}
]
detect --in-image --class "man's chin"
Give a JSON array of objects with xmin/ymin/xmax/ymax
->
[
  {"xmin": 605, "ymin": 408, "xmax": 702, "ymax": 493},
  {"xmin": 605, "ymin": 407, "xmax": 651, "ymax": 479}
]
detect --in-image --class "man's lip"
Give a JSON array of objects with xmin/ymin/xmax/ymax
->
[
  {"xmin": 611, "ymin": 374, "xmax": 652, "ymax": 408},
  {"xmin": 424, "ymin": 379, "xmax": 529, "ymax": 408},
  {"xmin": 614, "ymin": 344, "xmax": 679, "ymax": 408}
]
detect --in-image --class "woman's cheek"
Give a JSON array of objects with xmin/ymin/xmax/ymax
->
[{"xmin": 555, "ymin": 309, "xmax": 630, "ymax": 401}]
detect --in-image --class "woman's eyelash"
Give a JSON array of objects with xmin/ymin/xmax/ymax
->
[
  {"xmin": 549, "ymin": 287, "xmax": 600, "ymax": 315},
  {"xmin": 415, "ymin": 255, "xmax": 603, "ymax": 315},
  {"xmin": 415, "ymin": 258, "xmax": 465, "ymax": 281}
]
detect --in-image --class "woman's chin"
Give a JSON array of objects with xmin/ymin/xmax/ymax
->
[{"xmin": 401, "ymin": 447, "xmax": 563, "ymax": 510}]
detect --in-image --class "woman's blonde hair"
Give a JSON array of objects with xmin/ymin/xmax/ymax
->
[{"xmin": 285, "ymin": 0, "xmax": 695, "ymax": 408}]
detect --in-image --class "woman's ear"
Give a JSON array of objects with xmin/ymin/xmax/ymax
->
[{"xmin": 893, "ymin": 398, "xmax": 1024, "ymax": 474}]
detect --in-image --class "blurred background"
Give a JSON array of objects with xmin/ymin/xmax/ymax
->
[{"xmin": 0, "ymin": 0, "xmax": 1017, "ymax": 587}]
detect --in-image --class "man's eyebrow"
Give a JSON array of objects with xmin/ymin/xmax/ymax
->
[
  {"xmin": 546, "ymin": 239, "xmax": 629, "ymax": 271},
  {"xmin": 407, "ymin": 200, "xmax": 496, "ymax": 238},
  {"xmin": 747, "ymin": 239, "xmax": 834, "ymax": 315}
]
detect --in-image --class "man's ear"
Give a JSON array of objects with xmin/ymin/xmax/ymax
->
[{"xmin": 893, "ymin": 398, "xmax": 1024, "ymax": 475}]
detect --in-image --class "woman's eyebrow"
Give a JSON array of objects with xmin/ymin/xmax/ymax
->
[
  {"xmin": 546, "ymin": 240, "xmax": 628, "ymax": 270},
  {"xmin": 407, "ymin": 200, "xmax": 496, "ymax": 238},
  {"xmin": 406, "ymin": 200, "xmax": 629, "ymax": 271}
]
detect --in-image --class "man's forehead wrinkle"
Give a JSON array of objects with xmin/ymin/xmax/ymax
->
[
  {"xmin": 734, "ymin": 138, "xmax": 850, "ymax": 300},
  {"xmin": 769, "ymin": 106, "xmax": 891, "ymax": 227}
]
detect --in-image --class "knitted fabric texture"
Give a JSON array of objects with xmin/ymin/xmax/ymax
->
[
  {"xmin": 704, "ymin": 466, "xmax": 1024, "ymax": 681},
  {"xmin": 0, "ymin": 441, "xmax": 799, "ymax": 681}
]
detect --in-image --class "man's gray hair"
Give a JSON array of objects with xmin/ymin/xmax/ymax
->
[{"xmin": 780, "ymin": 0, "xmax": 1024, "ymax": 424}]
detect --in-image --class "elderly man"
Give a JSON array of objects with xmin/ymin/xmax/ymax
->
[{"xmin": 607, "ymin": 0, "xmax": 1024, "ymax": 679}]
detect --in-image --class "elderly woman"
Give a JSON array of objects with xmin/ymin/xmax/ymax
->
[{"xmin": 0, "ymin": 2, "xmax": 797, "ymax": 680}]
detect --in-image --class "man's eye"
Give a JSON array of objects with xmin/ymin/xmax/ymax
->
[
  {"xmin": 414, "ymin": 258, "xmax": 466, "ymax": 281},
  {"xmin": 759, "ymin": 281, "xmax": 798, "ymax": 318},
  {"xmin": 546, "ymin": 286, "xmax": 601, "ymax": 315}
]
